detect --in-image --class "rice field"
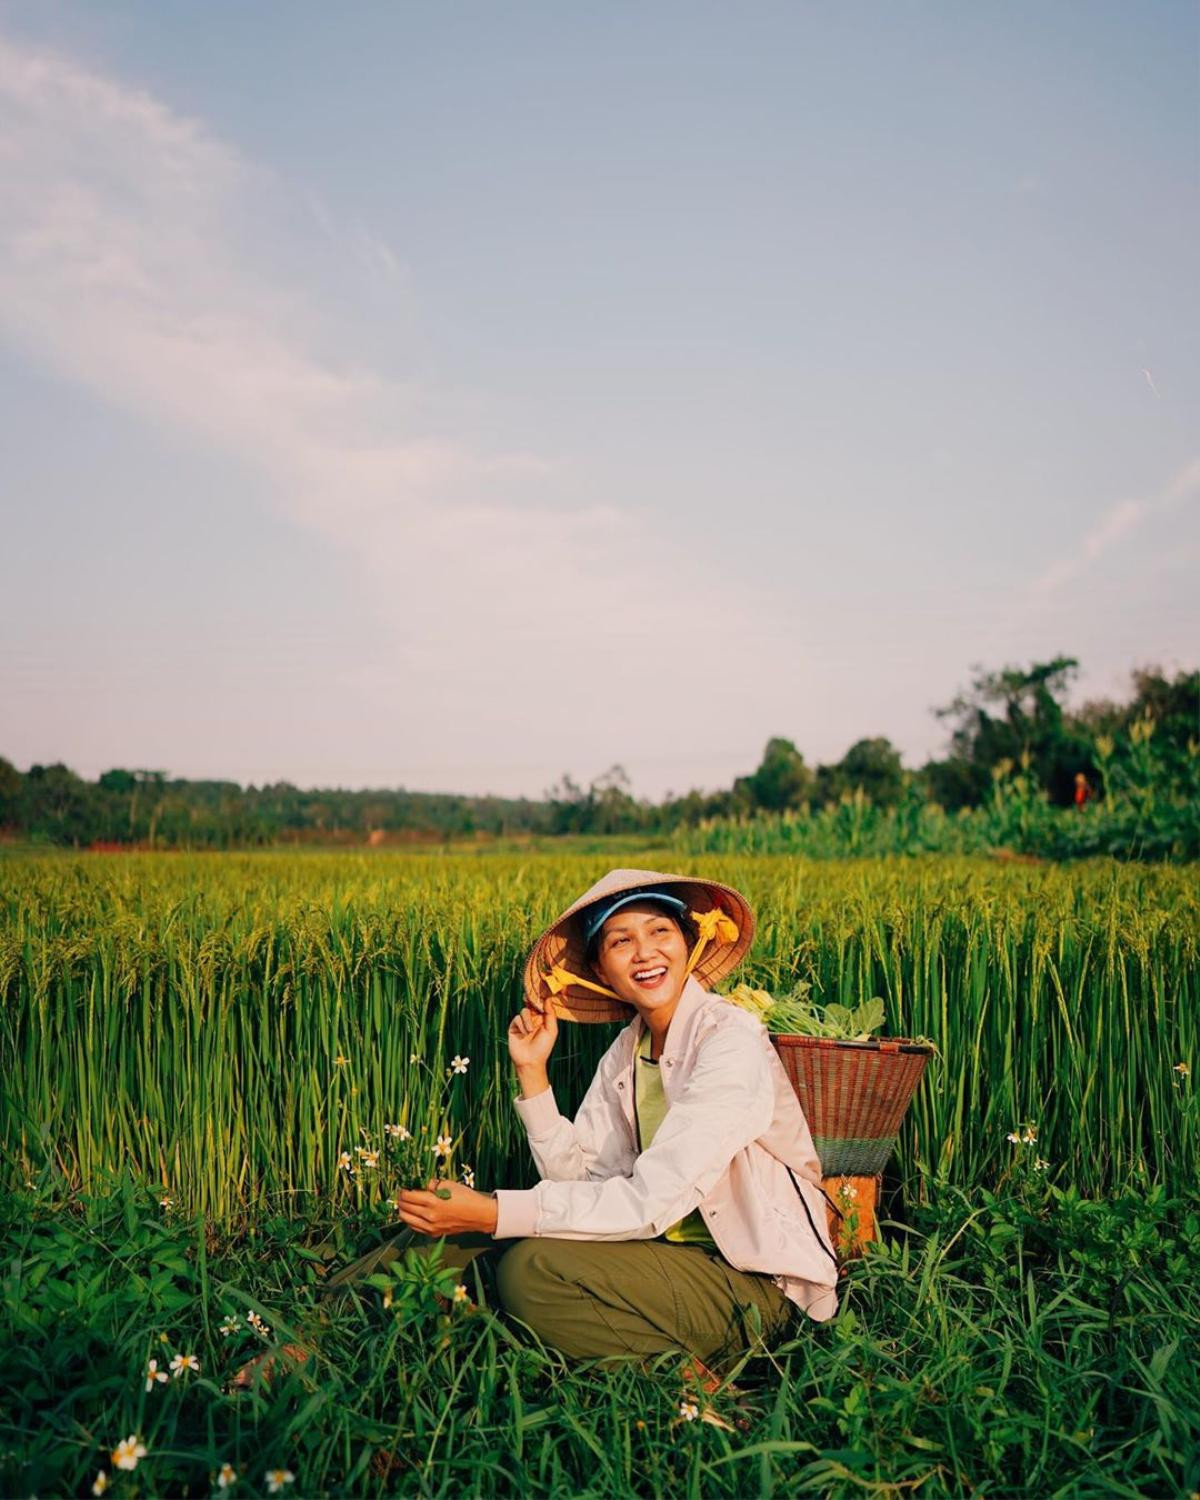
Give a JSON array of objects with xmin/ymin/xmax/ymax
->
[{"xmin": 2, "ymin": 849, "xmax": 1198, "ymax": 1496}]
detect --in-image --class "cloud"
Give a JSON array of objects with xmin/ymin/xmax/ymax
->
[
  {"xmin": 1027, "ymin": 458, "xmax": 1200, "ymax": 601},
  {"xmin": 0, "ymin": 27, "xmax": 787, "ymax": 788}
]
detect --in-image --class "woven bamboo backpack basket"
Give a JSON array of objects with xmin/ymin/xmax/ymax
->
[{"xmin": 770, "ymin": 1034, "xmax": 934, "ymax": 1254}]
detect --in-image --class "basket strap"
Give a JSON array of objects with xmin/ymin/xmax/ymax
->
[{"xmin": 785, "ymin": 1165, "xmax": 839, "ymax": 1269}]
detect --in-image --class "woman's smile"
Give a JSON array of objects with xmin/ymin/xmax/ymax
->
[{"xmin": 592, "ymin": 905, "xmax": 690, "ymax": 1011}]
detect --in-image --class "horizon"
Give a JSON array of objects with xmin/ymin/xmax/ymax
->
[
  {"xmin": 2, "ymin": 4, "xmax": 1196, "ymax": 800},
  {"xmin": 5, "ymin": 650, "xmax": 1186, "ymax": 803}
]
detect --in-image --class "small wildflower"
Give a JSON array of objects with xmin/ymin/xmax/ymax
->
[
  {"xmin": 91, "ymin": 1471, "xmax": 109, "ymax": 1496},
  {"xmin": 217, "ymin": 1462, "xmax": 238, "ymax": 1489},
  {"xmin": 1006, "ymin": 1131, "xmax": 1022, "ymax": 1144},
  {"xmin": 451, "ymin": 1055, "xmax": 470, "ymax": 1075},
  {"xmin": 144, "ymin": 1357, "xmax": 168, "ymax": 1391},
  {"xmin": 382, "ymin": 1286, "xmax": 394, "ymax": 1310},
  {"xmin": 434, "ymin": 1134, "xmax": 453, "ymax": 1158},
  {"xmin": 679, "ymin": 1400, "xmax": 699, "ymax": 1421},
  {"xmin": 170, "ymin": 1352, "xmax": 200, "ymax": 1378},
  {"xmin": 460, "ymin": 1166, "xmax": 476, "ymax": 1188},
  {"xmin": 1021, "ymin": 1127, "xmax": 1038, "ymax": 1144},
  {"xmin": 1175, "ymin": 1062, "xmax": 1191, "ymax": 1077},
  {"xmin": 159, "ymin": 1195, "xmax": 173, "ymax": 1209},
  {"xmin": 158, "ymin": 1331, "xmax": 169, "ymax": 1344},
  {"xmin": 358, "ymin": 1149, "xmax": 379, "ymax": 1168},
  {"xmin": 453, "ymin": 1284, "xmax": 470, "ymax": 1304},
  {"xmin": 335, "ymin": 1054, "xmax": 349, "ymax": 1066},
  {"xmin": 836, "ymin": 1180, "xmax": 858, "ymax": 1201},
  {"xmin": 219, "ymin": 1314, "xmax": 240, "ymax": 1337},
  {"xmin": 410, "ymin": 1052, "xmax": 420, "ymax": 1063},
  {"xmin": 111, "ymin": 1436, "xmax": 148, "ymax": 1472},
  {"xmin": 337, "ymin": 1152, "xmax": 354, "ymax": 1172},
  {"xmin": 247, "ymin": 1310, "xmax": 271, "ymax": 1340},
  {"xmin": 634, "ymin": 1419, "xmax": 645, "ymax": 1430},
  {"xmin": 1034, "ymin": 1158, "xmax": 1050, "ymax": 1171},
  {"xmin": 385, "ymin": 1123, "xmax": 411, "ymax": 1140},
  {"xmin": 265, "ymin": 1469, "xmax": 295, "ymax": 1494}
]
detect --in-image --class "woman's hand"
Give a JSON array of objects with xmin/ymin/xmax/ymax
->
[
  {"xmin": 396, "ymin": 1180, "xmax": 499, "ymax": 1236},
  {"xmin": 507, "ymin": 1001, "xmax": 558, "ymax": 1069}
]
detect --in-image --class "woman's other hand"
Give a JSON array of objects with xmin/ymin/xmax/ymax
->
[
  {"xmin": 507, "ymin": 1001, "xmax": 558, "ymax": 1070},
  {"xmin": 396, "ymin": 1180, "xmax": 499, "ymax": 1236}
]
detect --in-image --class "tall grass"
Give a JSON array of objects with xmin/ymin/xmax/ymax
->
[{"xmin": 2, "ymin": 852, "xmax": 1197, "ymax": 1225}]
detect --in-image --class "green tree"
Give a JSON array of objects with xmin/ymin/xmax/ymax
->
[
  {"xmin": 927, "ymin": 656, "xmax": 1094, "ymax": 807},
  {"xmin": 735, "ymin": 737, "xmax": 813, "ymax": 812},
  {"xmin": 836, "ymin": 737, "xmax": 905, "ymax": 807},
  {"xmin": 21, "ymin": 763, "xmax": 97, "ymax": 845},
  {"xmin": 0, "ymin": 757, "xmax": 22, "ymax": 827}
]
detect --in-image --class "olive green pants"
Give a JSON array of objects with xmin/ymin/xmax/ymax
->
[{"xmin": 322, "ymin": 1228, "xmax": 795, "ymax": 1370}]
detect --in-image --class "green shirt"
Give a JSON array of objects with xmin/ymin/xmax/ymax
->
[{"xmin": 633, "ymin": 1027, "xmax": 718, "ymax": 1249}]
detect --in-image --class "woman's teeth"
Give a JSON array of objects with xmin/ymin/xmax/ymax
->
[{"xmin": 633, "ymin": 966, "xmax": 668, "ymax": 983}]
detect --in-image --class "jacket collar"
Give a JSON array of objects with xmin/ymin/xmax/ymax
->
[{"xmin": 628, "ymin": 973, "xmax": 713, "ymax": 1065}]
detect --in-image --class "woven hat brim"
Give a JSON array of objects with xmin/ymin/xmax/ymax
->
[{"xmin": 522, "ymin": 868, "xmax": 755, "ymax": 1023}]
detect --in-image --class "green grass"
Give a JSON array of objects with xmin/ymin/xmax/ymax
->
[
  {"xmin": 2, "ymin": 852, "xmax": 1195, "ymax": 1218},
  {"xmin": 3, "ymin": 1171, "xmax": 1197, "ymax": 1497},
  {"xmin": 2, "ymin": 850, "xmax": 1198, "ymax": 1495}
]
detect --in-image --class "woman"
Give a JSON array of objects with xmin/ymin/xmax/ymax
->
[{"xmin": 236, "ymin": 868, "xmax": 837, "ymax": 1388}]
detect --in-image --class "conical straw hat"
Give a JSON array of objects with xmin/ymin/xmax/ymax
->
[{"xmin": 523, "ymin": 868, "xmax": 755, "ymax": 1023}]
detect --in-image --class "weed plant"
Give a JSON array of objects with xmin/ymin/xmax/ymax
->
[{"xmin": 3, "ymin": 1169, "xmax": 1197, "ymax": 1497}]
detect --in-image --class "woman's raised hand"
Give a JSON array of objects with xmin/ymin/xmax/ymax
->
[{"xmin": 507, "ymin": 1001, "xmax": 558, "ymax": 1069}]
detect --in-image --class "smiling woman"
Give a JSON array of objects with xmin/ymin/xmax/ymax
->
[{"xmin": 307, "ymin": 867, "xmax": 839, "ymax": 1391}]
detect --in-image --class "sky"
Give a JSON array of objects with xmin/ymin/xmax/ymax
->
[{"xmin": 1, "ymin": 2, "xmax": 1196, "ymax": 800}]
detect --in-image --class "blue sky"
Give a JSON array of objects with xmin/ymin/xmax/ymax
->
[{"xmin": 1, "ymin": 2, "xmax": 1195, "ymax": 798}]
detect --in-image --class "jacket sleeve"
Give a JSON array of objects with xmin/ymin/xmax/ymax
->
[
  {"xmin": 510, "ymin": 1037, "xmax": 634, "ymax": 1184},
  {"xmin": 493, "ymin": 1020, "xmax": 775, "ymax": 1240}
]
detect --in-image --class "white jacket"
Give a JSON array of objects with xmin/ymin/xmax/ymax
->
[{"xmin": 492, "ymin": 975, "xmax": 840, "ymax": 1321}]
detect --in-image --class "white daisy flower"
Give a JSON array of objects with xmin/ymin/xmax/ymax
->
[
  {"xmin": 451, "ymin": 1055, "xmax": 470, "ymax": 1074},
  {"xmin": 169, "ymin": 1352, "xmax": 200, "ymax": 1378},
  {"xmin": 433, "ymin": 1135, "xmax": 453, "ymax": 1158},
  {"xmin": 679, "ymin": 1400, "xmax": 699, "ymax": 1422},
  {"xmin": 111, "ymin": 1436, "xmax": 148, "ymax": 1472},
  {"xmin": 265, "ymin": 1469, "xmax": 295, "ymax": 1493},
  {"xmin": 144, "ymin": 1357, "xmax": 168, "ymax": 1391},
  {"xmin": 217, "ymin": 1462, "xmax": 237, "ymax": 1489},
  {"xmin": 91, "ymin": 1471, "xmax": 109, "ymax": 1495}
]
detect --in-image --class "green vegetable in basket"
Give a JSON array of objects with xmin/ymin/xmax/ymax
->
[{"xmin": 724, "ymin": 982, "xmax": 886, "ymax": 1041}]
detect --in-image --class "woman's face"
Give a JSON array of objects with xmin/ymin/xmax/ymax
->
[{"xmin": 591, "ymin": 903, "xmax": 690, "ymax": 1013}]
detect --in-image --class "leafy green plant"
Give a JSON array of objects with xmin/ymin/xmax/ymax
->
[{"xmin": 723, "ymin": 982, "xmax": 886, "ymax": 1040}]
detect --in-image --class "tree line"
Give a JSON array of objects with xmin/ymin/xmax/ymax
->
[{"xmin": 1, "ymin": 659, "xmax": 1194, "ymax": 848}]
